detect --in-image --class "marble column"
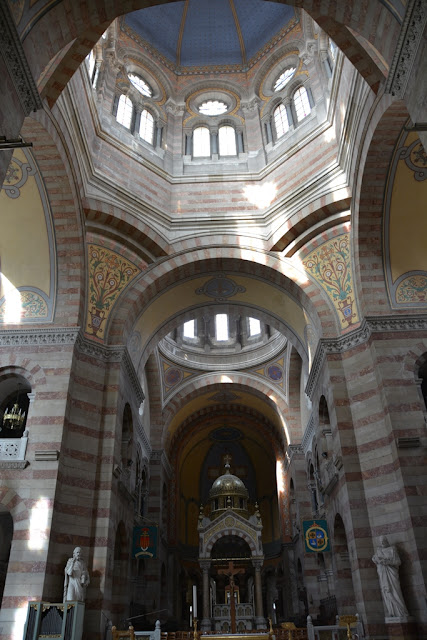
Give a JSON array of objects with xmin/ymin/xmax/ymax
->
[
  {"xmin": 201, "ymin": 562, "xmax": 211, "ymax": 631},
  {"xmin": 254, "ymin": 561, "xmax": 266, "ymax": 629}
]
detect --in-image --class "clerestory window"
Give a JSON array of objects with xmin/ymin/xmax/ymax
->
[
  {"xmin": 139, "ymin": 109, "xmax": 154, "ymax": 144},
  {"xmin": 218, "ymin": 125, "xmax": 236, "ymax": 156},
  {"xmin": 215, "ymin": 314, "xmax": 229, "ymax": 341},
  {"xmin": 274, "ymin": 67, "xmax": 296, "ymax": 92},
  {"xmin": 128, "ymin": 73, "xmax": 152, "ymax": 97},
  {"xmin": 193, "ymin": 126, "xmax": 211, "ymax": 157},
  {"xmin": 274, "ymin": 103, "xmax": 290, "ymax": 139},
  {"xmin": 294, "ymin": 87, "xmax": 311, "ymax": 122},
  {"xmin": 116, "ymin": 94, "xmax": 133, "ymax": 129}
]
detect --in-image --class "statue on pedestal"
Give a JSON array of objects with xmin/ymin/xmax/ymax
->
[
  {"xmin": 63, "ymin": 547, "xmax": 90, "ymax": 602},
  {"xmin": 372, "ymin": 536, "xmax": 408, "ymax": 620}
]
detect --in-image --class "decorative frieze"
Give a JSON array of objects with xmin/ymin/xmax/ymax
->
[
  {"xmin": 305, "ymin": 315, "xmax": 427, "ymax": 398},
  {"xmin": 0, "ymin": 327, "xmax": 80, "ymax": 347},
  {"xmin": 385, "ymin": 0, "xmax": 427, "ymax": 98},
  {"xmin": 0, "ymin": 3, "xmax": 42, "ymax": 115}
]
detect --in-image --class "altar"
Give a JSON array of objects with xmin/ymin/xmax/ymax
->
[{"xmin": 198, "ymin": 459, "xmax": 266, "ymax": 633}]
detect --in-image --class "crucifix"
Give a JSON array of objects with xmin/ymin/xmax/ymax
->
[{"xmin": 218, "ymin": 561, "xmax": 245, "ymax": 633}]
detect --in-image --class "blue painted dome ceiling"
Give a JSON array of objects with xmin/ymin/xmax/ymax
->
[{"xmin": 123, "ymin": 0, "xmax": 297, "ymax": 73}]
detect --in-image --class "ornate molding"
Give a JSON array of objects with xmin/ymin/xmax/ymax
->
[
  {"xmin": 284, "ymin": 444, "xmax": 303, "ymax": 470},
  {"xmin": 0, "ymin": 460, "xmax": 28, "ymax": 469},
  {"xmin": 135, "ymin": 418, "xmax": 152, "ymax": 459},
  {"xmin": 151, "ymin": 449, "xmax": 172, "ymax": 477},
  {"xmin": 367, "ymin": 314, "xmax": 427, "ymax": 332},
  {"xmin": 75, "ymin": 332, "xmax": 124, "ymax": 361},
  {"xmin": 305, "ymin": 314, "xmax": 427, "ymax": 398},
  {"xmin": 0, "ymin": 3, "xmax": 42, "ymax": 115},
  {"xmin": 122, "ymin": 349, "xmax": 145, "ymax": 404},
  {"xmin": 0, "ymin": 327, "xmax": 80, "ymax": 347},
  {"xmin": 385, "ymin": 0, "xmax": 427, "ymax": 98},
  {"xmin": 302, "ymin": 414, "xmax": 315, "ymax": 455}
]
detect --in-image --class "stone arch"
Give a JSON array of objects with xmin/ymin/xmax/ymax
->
[
  {"xmin": 162, "ymin": 374, "xmax": 291, "ymax": 449},
  {"xmin": 21, "ymin": 113, "xmax": 86, "ymax": 327},
  {"xmin": 84, "ymin": 199, "xmax": 169, "ymax": 262},
  {"xmin": 205, "ymin": 527, "xmax": 258, "ymax": 557},
  {"xmin": 107, "ymin": 248, "xmax": 337, "ymax": 351},
  {"xmin": 354, "ymin": 98, "xmax": 410, "ymax": 317}
]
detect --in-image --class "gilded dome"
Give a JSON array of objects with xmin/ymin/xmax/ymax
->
[{"xmin": 209, "ymin": 464, "xmax": 249, "ymax": 499}]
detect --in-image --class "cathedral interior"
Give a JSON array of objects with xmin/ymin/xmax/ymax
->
[{"xmin": 0, "ymin": 1, "xmax": 426, "ymax": 640}]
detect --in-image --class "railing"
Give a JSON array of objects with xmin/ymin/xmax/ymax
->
[
  {"xmin": 0, "ymin": 435, "xmax": 28, "ymax": 460},
  {"xmin": 307, "ymin": 615, "xmax": 364, "ymax": 640}
]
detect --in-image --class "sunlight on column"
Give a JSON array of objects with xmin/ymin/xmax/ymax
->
[
  {"xmin": 244, "ymin": 181, "xmax": 277, "ymax": 209},
  {"xmin": 276, "ymin": 460, "xmax": 285, "ymax": 494},
  {"xmin": 28, "ymin": 497, "xmax": 49, "ymax": 551},
  {"xmin": 0, "ymin": 273, "xmax": 22, "ymax": 323},
  {"xmin": 13, "ymin": 602, "xmax": 28, "ymax": 640},
  {"xmin": 280, "ymin": 414, "xmax": 290, "ymax": 447}
]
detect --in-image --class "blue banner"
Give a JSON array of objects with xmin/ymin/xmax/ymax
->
[
  {"xmin": 302, "ymin": 520, "xmax": 330, "ymax": 552},
  {"xmin": 132, "ymin": 525, "xmax": 158, "ymax": 558}
]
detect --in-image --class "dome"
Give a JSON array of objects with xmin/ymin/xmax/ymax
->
[
  {"xmin": 209, "ymin": 463, "xmax": 249, "ymax": 500},
  {"xmin": 123, "ymin": 0, "xmax": 296, "ymax": 72}
]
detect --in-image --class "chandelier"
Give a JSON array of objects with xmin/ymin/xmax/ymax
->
[{"xmin": 2, "ymin": 399, "xmax": 26, "ymax": 431}]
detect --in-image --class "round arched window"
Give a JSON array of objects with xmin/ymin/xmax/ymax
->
[
  {"xmin": 274, "ymin": 67, "xmax": 296, "ymax": 92},
  {"xmin": 128, "ymin": 73, "xmax": 152, "ymax": 97},
  {"xmin": 199, "ymin": 100, "xmax": 228, "ymax": 116}
]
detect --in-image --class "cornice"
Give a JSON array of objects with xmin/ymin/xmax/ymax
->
[
  {"xmin": 305, "ymin": 314, "xmax": 427, "ymax": 398},
  {"xmin": 284, "ymin": 443, "xmax": 304, "ymax": 470},
  {"xmin": 135, "ymin": 417, "xmax": 152, "ymax": 459},
  {"xmin": 301, "ymin": 414, "xmax": 315, "ymax": 455},
  {"xmin": 0, "ymin": 326, "xmax": 80, "ymax": 347},
  {"xmin": 0, "ymin": 3, "xmax": 42, "ymax": 115},
  {"xmin": 385, "ymin": 0, "xmax": 427, "ymax": 98},
  {"xmin": 151, "ymin": 449, "xmax": 172, "ymax": 477}
]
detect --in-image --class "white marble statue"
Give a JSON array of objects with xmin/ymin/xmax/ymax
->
[
  {"xmin": 63, "ymin": 547, "xmax": 90, "ymax": 602},
  {"xmin": 372, "ymin": 536, "xmax": 408, "ymax": 619}
]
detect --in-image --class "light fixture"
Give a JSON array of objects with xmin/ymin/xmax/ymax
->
[{"xmin": 2, "ymin": 392, "xmax": 26, "ymax": 431}]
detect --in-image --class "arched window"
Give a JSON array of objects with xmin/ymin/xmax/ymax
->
[
  {"xmin": 116, "ymin": 94, "xmax": 133, "ymax": 129},
  {"xmin": 139, "ymin": 109, "xmax": 154, "ymax": 144},
  {"xmin": 85, "ymin": 50, "xmax": 96, "ymax": 83},
  {"xmin": 274, "ymin": 66, "xmax": 296, "ymax": 92},
  {"xmin": 274, "ymin": 103, "xmax": 290, "ymax": 139},
  {"xmin": 128, "ymin": 73, "xmax": 152, "ymax": 97},
  {"xmin": 218, "ymin": 125, "xmax": 236, "ymax": 156},
  {"xmin": 329, "ymin": 38, "xmax": 337, "ymax": 62},
  {"xmin": 193, "ymin": 126, "xmax": 210, "ymax": 157},
  {"xmin": 294, "ymin": 87, "xmax": 311, "ymax": 122}
]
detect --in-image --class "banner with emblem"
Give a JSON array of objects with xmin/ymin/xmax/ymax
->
[
  {"xmin": 302, "ymin": 520, "xmax": 330, "ymax": 553},
  {"xmin": 132, "ymin": 525, "xmax": 158, "ymax": 559}
]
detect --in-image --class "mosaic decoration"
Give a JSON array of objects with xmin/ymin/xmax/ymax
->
[
  {"xmin": 398, "ymin": 139, "xmax": 427, "ymax": 181},
  {"xmin": 303, "ymin": 234, "xmax": 359, "ymax": 329},
  {"xmin": 250, "ymin": 355, "xmax": 286, "ymax": 392},
  {"xmin": 396, "ymin": 275, "xmax": 427, "ymax": 303},
  {"xmin": 164, "ymin": 367, "xmax": 183, "ymax": 387},
  {"xmin": 267, "ymin": 364, "xmax": 283, "ymax": 381},
  {"xmin": 0, "ymin": 290, "xmax": 48, "ymax": 321},
  {"xmin": 196, "ymin": 275, "xmax": 246, "ymax": 301},
  {"xmin": 86, "ymin": 245, "xmax": 139, "ymax": 340},
  {"xmin": 2, "ymin": 155, "xmax": 36, "ymax": 198}
]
